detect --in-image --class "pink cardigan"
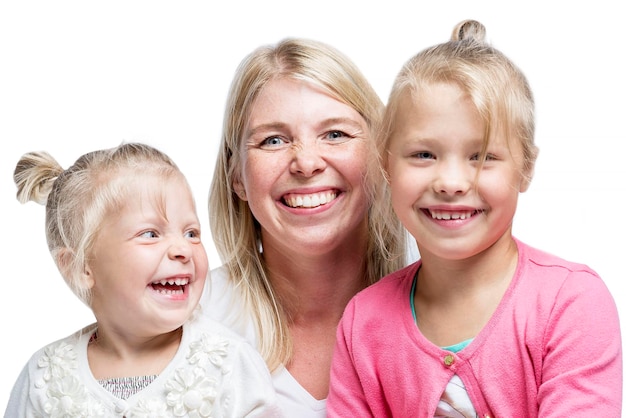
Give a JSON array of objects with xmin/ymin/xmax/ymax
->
[{"xmin": 327, "ymin": 240, "xmax": 622, "ymax": 417}]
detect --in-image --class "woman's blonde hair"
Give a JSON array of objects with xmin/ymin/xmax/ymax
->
[
  {"xmin": 209, "ymin": 37, "xmax": 406, "ymax": 370},
  {"xmin": 14, "ymin": 142, "xmax": 183, "ymax": 305},
  {"xmin": 380, "ymin": 19, "xmax": 538, "ymax": 181}
]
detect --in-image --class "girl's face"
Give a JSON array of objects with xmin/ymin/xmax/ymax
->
[
  {"xmin": 87, "ymin": 174, "xmax": 208, "ymax": 338},
  {"xmin": 386, "ymin": 83, "xmax": 530, "ymax": 261},
  {"xmin": 235, "ymin": 77, "xmax": 370, "ymax": 257}
]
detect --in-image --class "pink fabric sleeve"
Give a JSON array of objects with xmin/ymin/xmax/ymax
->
[
  {"xmin": 536, "ymin": 269, "xmax": 622, "ymax": 416},
  {"xmin": 327, "ymin": 300, "xmax": 376, "ymax": 417}
]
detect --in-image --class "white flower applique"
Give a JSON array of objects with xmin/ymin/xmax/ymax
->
[
  {"xmin": 129, "ymin": 397, "xmax": 170, "ymax": 418},
  {"xmin": 187, "ymin": 333, "xmax": 230, "ymax": 369},
  {"xmin": 37, "ymin": 342, "xmax": 77, "ymax": 382},
  {"xmin": 165, "ymin": 367, "xmax": 218, "ymax": 417},
  {"xmin": 44, "ymin": 374, "xmax": 107, "ymax": 417},
  {"xmin": 37, "ymin": 341, "xmax": 105, "ymax": 417},
  {"xmin": 161, "ymin": 333, "xmax": 233, "ymax": 417}
]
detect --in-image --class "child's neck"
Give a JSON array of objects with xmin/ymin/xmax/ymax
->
[
  {"xmin": 414, "ymin": 238, "xmax": 518, "ymax": 347},
  {"xmin": 87, "ymin": 326, "xmax": 183, "ymax": 380}
]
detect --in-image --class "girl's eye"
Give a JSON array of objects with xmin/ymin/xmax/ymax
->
[
  {"xmin": 185, "ymin": 230, "xmax": 199, "ymax": 239},
  {"xmin": 140, "ymin": 230, "xmax": 158, "ymax": 239},
  {"xmin": 185, "ymin": 229, "xmax": 201, "ymax": 242},
  {"xmin": 470, "ymin": 153, "xmax": 497, "ymax": 161},
  {"xmin": 412, "ymin": 151, "xmax": 435, "ymax": 159}
]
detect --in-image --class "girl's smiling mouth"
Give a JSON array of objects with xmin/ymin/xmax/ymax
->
[
  {"xmin": 426, "ymin": 209, "xmax": 485, "ymax": 220},
  {"xmin": 150, "ymin": 278, "xmax": 189, "ymax": 295}
]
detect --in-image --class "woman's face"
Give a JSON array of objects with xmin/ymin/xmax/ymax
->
[{"xmin": 234, "ymin": 77, "xmax": 371, "ymax": 257}]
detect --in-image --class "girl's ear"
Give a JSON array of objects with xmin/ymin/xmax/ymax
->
[
  {"xmin": 518, "ymin": 167, "xmax": 532, "ymax": 192},
  {"xmin": 57, "ymin": 248, "xmax": 95, "ymax": 289},
  {"xmin": 82, "ymin": 264, "xmax": 96, "ymax": 289},
  {"xmin": 520, "ymin": 151, "xmax": 538, "ymax": 193},
  {"xmin": 56, "ymin": 247, "xmax": 73, "ymax": 278}
]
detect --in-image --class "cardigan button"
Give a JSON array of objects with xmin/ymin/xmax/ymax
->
[
  {"xmin": 443, "ymin": 354, "xmax": 455, "ymax": 367},
  {"xmin": 115, "ymin": 400, "xmax": 128, "ymax": 413}
]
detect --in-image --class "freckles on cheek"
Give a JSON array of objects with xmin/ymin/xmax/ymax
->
[
  {"xmin": 240, "ymin": 155, "xmax": 261, "ymax": 185},
  {"xmin": 242, "ymin": 155, "xmax": 283, "ymax": 192}
]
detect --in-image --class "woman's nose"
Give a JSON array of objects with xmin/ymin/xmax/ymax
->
[{"xmin": 290, "ymin": 140, "xmax": 327, "ymax": 177}]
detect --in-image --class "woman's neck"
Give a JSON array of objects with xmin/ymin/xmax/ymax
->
[
  {"xmin": 263, "ymin": 237, "xmax": 368, "ymax": 321},
  {"xmin": 260, "ymin": 229, "xmax": 369, "ymax": 400}
]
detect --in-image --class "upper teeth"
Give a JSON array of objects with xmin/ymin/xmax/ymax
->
[
  {"xmin": 153, "ymin": 278, "xmax": 189, "ymax": 286},
  {"xmin": 284, "ymin": 191, "xmax": 337, "ymax": 208},
  {"xmin": 429, "ymin": 210, "xmax": 476, "ymax": 220}
]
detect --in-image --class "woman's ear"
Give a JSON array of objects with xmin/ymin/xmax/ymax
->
[
  {"xmin": 520, "ymin": 173, "xmax": 532, "ymax": 193},
  {"xmin": 233, "ymin": 178, "xmax": 248, "ymax": 201}
]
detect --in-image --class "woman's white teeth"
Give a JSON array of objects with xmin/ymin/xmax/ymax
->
[
  {"xmin": 285, "ymin": 191, "xmax": 337, "ymax": 208},
  {"xmin": 429, "ymin": 210, "xmax": 476, "ymax": 220}
]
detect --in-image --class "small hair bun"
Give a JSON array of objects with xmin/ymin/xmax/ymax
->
[
  {"xmin": 451, "ymin": 19, "xmax": 486, "ymax": 42},
  {"xmin": 14, "ymin": 151, "xmax": 62, "ymax": 205}
]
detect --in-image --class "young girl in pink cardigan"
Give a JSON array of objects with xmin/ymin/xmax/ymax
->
[{"xmin": 327, "ymin": 20, "xmax": 622, "ymax": 417}]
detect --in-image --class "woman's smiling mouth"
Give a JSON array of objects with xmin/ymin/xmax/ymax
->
[{"xmin": 283, "ymin": 191, "xmax": 338, "ymax": 208}]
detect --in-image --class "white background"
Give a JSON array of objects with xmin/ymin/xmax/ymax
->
[{"xmin": 1, "ymin": 1, "xmax": 624, "ymax": 411}]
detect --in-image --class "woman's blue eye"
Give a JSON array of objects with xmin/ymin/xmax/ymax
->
[
  {"xmin": 261, "ymin": 136, "xmax": 285, "ymax": 146},
  {"xmin": 327, "ymin": 131, "xmax": 345, "ymax": 140}
]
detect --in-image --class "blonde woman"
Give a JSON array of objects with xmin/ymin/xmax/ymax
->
[{"xmin": 202, "ymin": 38, "xmax": 408, "ymax": 417}]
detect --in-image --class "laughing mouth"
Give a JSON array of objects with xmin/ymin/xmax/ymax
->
[
  {"xmin": 428, "ymin": 209, "xmax": 484, "ymax": 220},
  {"xmin": 283, "ymin": 191, "xmax": 337, "ymax": 208},
  {"xmin": 150, "ymin": 278, "xmax": 189, "ymax": 295}
]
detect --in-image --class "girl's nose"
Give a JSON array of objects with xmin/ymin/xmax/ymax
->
[
  {"xmin": 432, "ymin": 160, "xmax": 471, "ymax": 196},
  {"xmin": 168, "ymin": 237, "xmax": 192, "ymax": 262}
]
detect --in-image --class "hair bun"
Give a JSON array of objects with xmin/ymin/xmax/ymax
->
[{"xmin": 451, "ymin": 19, "xmax": 486, "ymax": 42}]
